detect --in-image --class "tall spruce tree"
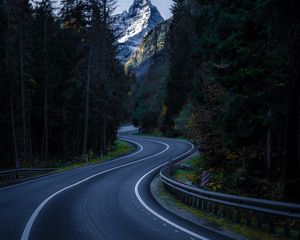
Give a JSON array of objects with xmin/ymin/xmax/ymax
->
[{"xmin": 0, "ymin": 0, "xmax": 128, "ymax": 170}]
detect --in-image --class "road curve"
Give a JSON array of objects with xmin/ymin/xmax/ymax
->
[{"xmin": 0, "ymin": 132, "xmax": 229, "ymax": 240}]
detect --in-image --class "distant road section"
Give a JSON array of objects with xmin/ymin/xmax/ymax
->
[
  {"xmin": 118, "ymin": 125, "xmax": 139, "ymax": 133},
  {"xmin": 0, "ymin": 127, "xmax": 228, "ymax": 240}
]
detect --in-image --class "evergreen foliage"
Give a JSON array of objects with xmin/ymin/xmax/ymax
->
[
  {"xmin": 0, "ymin": 0, "xmax": 128, "ymax": 168},
  {"xmin": 132, "ymin": 0, "xmax": 300, "ymax": 202}
]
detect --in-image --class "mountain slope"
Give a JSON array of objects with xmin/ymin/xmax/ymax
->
[
  {"xmin": 114, "ymin": 0, "xmax": 164, "ymax": 62},
  {"xmin": 125, "ymin": 19, "xmax": 171, "ymax": 77}
]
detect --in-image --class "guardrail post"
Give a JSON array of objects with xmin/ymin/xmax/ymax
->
[
  {"xmin": 201, "ymin": 199, "xmax": 204, "ymax": 210},
  {"xmin": 213, "ymin": 204, "xmax": 219, "ymax": 216},
  {"xmin": 196, "ymin": 198, "xmax": 200, "ymax": 209},
  {"xmin": 194, "ymin": 197, "xmax": 198, "ymax": 209},
  {"xmin": 195, "ymin": 197, "xmax": 199, "ymax": 209},
  {"xmin": 236, "ymin": 208, "xmax": 241, "ymax": 223},
  {"xmin": 209, "ymin": 202, "xmax": 214, "ymax": 213},
  {"xmin": 268, "ymin": 216, "xmax": 275, "ymax": 234},
  {"xmin": 256, "ymin": 213, "xmax": 262, "ymax": 229},
  {"xmin": 203, "ymin": 200, "xmax": 208, "ymax": 212},
  {"xmin": 174, "ymin": 189, "xmax": 178, "ymax": 198},
  {"xmin": 160, "ymin": 160, "xmax": 300, "ymax": 238},
  {"xmin": 178, "ymin": 191, "xmax": 182, "ymax": 201},
  {"xmin": 184, "ymin": 193, "xmax": 188, "ymax": 204},
  {"xmin": 284, "ymin": 218, "xmax": 290, "ymax": 238},
  {"xmin": 181, "ymin": 192, "xmax": 185, "ymax": 202},
  {"xmin": 192, "ymin": 196, "xmax": 196, "ymax": 208},
  {"xmin": 247, "ymin": 211, "xmax": 252, "ymax": 226},
  {"xmin": 208, "ymin": 201, "xmax": 211, "ymax": 212},
  {"xmin": 222, "ymin": 206, "xmax": 227, "ymax": 218},
  {"xmin": 228, "ymin": 207, "xmax": 233, "ymax": 220},
  {"xmin": 206, "ymin": 201, "xmax": 210, "ymax": 212}
]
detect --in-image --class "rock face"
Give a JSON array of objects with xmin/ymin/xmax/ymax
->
[
  {"xmin": 114, "ymin": 0, "xmax": 164, "ymax": 63},
  {"xmin": 125, "ymin": 19, "xmax": 171, "ymax": 77}
]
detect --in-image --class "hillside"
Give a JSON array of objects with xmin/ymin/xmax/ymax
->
[
  {"xmin": 125, "ymin": 19, "xmax": 171, "ymax": 78},
  {"xmin": 114, "ymin": 0, "xmax": 164, "ymax": 62}
]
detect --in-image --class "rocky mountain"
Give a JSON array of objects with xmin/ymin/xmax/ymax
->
[
  {"xmin": 125, "ymin": 19, "xmax": 171, "ymax": 78},
  {"xmin": 114, "ymin": 0, "xmax": 164, "ymax": 63}
]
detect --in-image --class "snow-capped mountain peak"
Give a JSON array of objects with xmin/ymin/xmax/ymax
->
[{"xmin": 114, "ymin": 0, "xmax": 164, "ymax": 63}]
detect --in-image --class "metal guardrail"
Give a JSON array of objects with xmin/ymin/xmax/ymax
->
[
  {"xmin": 160, "ymin": 146, "xmax": 300, "ymax": 238},
  {"xmin": 0, "ymin": 168, "xmax": 56, "ymax": 184}
]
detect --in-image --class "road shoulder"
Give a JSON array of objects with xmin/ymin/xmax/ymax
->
[{"xmin": 150, "ymin": 174, "xmax": 247, "ymax": 240}]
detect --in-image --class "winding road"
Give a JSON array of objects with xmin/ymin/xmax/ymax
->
[{"xmin": 0, "ymin": 129, "xmax": 228, "ymax": 240}]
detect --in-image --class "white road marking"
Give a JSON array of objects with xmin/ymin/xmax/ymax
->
[
  {"xmin": 134, "ymin": 142, "xmax": 211, "ymax": 240},
  {"xmin": 21, "ymin": 137, "xmax": 169, "ymax": 240},
  {"xmin": 20, "ymin": 135, "xmax": 202, "ymax": 240},
  {"xmin": 0, "ymin": 139, "xmax": 143, "ymax": 192}
]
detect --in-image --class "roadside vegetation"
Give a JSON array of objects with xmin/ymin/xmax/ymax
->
[
  {"xmin": 131, "ymin": 0, "xmax": 300, "ymax": 203},
  {"xmin": 156, "ymin": 179, "xmax": 298, "ymax": 240},
  {"xmin": 172, "ymin": 154, "xmax": 282, "ymax": 200},
  {"xmin": 0, "ymin": 141, "xmax": 134, "ymax": 185},
  {"xmin": 0, "ymin": 0, "xmax": 129, "ymax": 170},
  {"xmin": 39, "ymin": 141, "xmax": 134, "ymax": 172}
]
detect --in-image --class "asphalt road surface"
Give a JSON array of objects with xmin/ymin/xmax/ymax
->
[{"xmin": 0, "ymin": 130, "xmax": 229, "ymax": 240}]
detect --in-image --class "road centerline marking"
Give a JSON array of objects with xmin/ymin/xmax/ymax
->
[{"xmin": 21, "ymin": 137, "xmax": 169, "ymax": 240}]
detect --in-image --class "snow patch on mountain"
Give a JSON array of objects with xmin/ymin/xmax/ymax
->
[{"xmin": 114, "ymin": 0, "xmax": 164, "ymax": 63}]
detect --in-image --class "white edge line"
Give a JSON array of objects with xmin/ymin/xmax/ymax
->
[
  {"xmin": 21, "ymin": 137, "xmax": 169, "ymax": 240},
  {"xmin": 134, "ymin": 142, "xmax": 211, "ymax": 240},
  {"xmin": 0, "ymin": 139, "xmax": 142, "ymax": 192}
]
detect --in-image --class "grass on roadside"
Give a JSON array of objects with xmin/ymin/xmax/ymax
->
[
  {"xmin": 57, "ymin": 140, "xmax": 134, "ymax": 172},
  {"xmin": 172, "ymin": 156, "xmax": 203, "ymax": 185},
  {"xmin": 169, "ymin": 155, "xmax": 299, "ymax": 239},
  {"xmin": 157, "ymin": 181, "xmax": 294, "ymax": 240}
]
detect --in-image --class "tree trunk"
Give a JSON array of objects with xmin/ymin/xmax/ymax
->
[
  {"xmin": 284, "ymin": 72, "xmax": 300, "ymax": 201},
  {"xmin": 102, "ymin": 116, "xmax": 107, "ymax": 150},
  {"xmin": 28, "ymin": 112, "xmax": 33, "ymax": 161},
  {"xmin": 5, "ymin": 0, "xmax": 20, "ymax": 168},
  {"xmin": 284, "ymin": 17, "xmax": 300, "ymax": 201},
  {"xmin": 43, "ymin": 17, "xmax": 49, "ymax": 161},
  {"xmin": 77, "ymin": 123, "xmax": 80, "ymax": 155},
  {"xmin": 20, "ymin": 31, "xmax": 27, "ymax": 162},
  {"xmin": 266, "ymin": 109, "xmax": 272, "ymax": 176},
  {"xmin": 63, "ymin": 107, "xmax": 67, "ymax": 156},
  {"xmin": 83, "ymin": 49, "xmax": 92, "ymax": 162},
  {"xmin": 10, "ymin": 97, "xmax": 20, "ymax": 169}
]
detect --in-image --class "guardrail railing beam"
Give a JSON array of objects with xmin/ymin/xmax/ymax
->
[
  {"xmin": 0, "ymin": 168, "xmax": 56, "ymax": 185},
  {"xmin": 160, "ymin": 144, "xmax": 300, "ymax": 238}
]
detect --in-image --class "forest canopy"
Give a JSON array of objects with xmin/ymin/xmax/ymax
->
[
  {"xmin": 132, "ymin": 0, "xmax": 300, "ymax": 202},
  {"xmin": 0, "ymin": 0, "xmax": 129, "ymax": 168}
]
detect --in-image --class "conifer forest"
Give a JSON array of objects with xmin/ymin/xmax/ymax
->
[{"xmin": 0, "ymin": 0, "xmax": 300, "ymax": 205}]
